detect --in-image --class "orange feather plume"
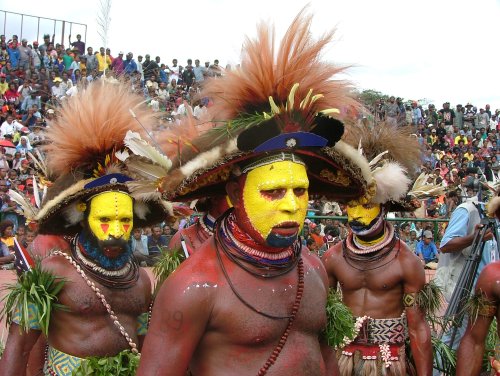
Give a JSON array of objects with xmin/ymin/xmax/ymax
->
[
  {"xmin": 44, "ymin": 82, "xmax": 156, "ymax": 176},
  {"xmin": 201, "ymin": 8, "xmax": 359, "ymax": 130}
]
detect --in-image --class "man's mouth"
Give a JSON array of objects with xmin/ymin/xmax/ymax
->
[
  {"xmin": 271, "ymin": 222, "xmax": 300, "ymax": 237},
  {"xmin": 102, "ymin": 245, "xmax": 125, "ymax": 259}
]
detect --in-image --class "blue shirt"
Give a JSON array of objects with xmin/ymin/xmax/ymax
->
[
  {"xmin": 416, "ymin": 240, "xmax": 438, "ymax": 263},
  {"xmin": 7, "ymin": 47, "xmax": 20, "ymax": 68},
  {"xmin": 441, "ymin": 207, "xmax": 498, "ymax": 279}
]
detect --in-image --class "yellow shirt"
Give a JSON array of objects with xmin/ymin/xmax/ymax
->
[
  {"xmin": 454, "ymin": 135, "xmax": 468, "ymax": 145},
  {"xmin": 464, "ymin": 152, "xmax": 474, "ymax": 161},
  {"xmin": 96, "ymin": 54, "xmax": 111, "ymax": 72},
  {"xmin": 0, "ymin": 81, "xmax": 8, "ymax": 95}
]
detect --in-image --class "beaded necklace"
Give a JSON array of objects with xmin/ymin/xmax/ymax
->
[
  {"xmin": 213, "ymin": 210, "xmax": 305, "ymax": 375},
  {"xmin": 72, "ymin": 236, "xmax": 139, "ymax": 289}
]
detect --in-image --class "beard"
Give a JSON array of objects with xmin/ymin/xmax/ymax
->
[{"xmin": 79, "ymin": 227, "xmax": 132, "ymax": 270}]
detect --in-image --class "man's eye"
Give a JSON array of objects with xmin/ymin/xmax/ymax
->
[
  {"xmin": 121, "ymin": 218, "xmax": 131, "ymax": 223},
  {"xmin": 261, "ymin": 189, "xmax": 285, "ymax": 198},
  {"xmin": 100, "ymin": 217, "xmax": 110, "ymax": 223},
  {"xmin": 294, "ymin": 188, "xmax": 306, "ymax": 196}
]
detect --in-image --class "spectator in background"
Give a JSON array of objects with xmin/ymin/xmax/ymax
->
[
  {"xmin": 69, "ymin": 34, "xmax": 85, "ymax": 55},
  {"xmin": 123, "ymin": 52, "xmax": 137, "ymax": 76},
  {"xmin": 0, "ymin": 219, "xmax": 15, "ymax": 249},
  {"xmin": 193, "ymin": 59, "xmax": 206, "ymax": 85},
  {"xmin": 131, "ymin": 227, "xmax": 153, "ymax": 266},
  {"xmin": 147, "ymin": 224, "xmax": 169, "ymax": 259},
  {"xmin": 416, "ymin": 230, "xmax": 439, "ymax": 268},
  {"xmin": 111, "ymin": 51, "xmax": 125, "ymax": 76}
]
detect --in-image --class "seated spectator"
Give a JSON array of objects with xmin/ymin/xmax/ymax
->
[
  {"xmin": 0, "ymin": 239, "xmax": 13, "ymax": 268},
  {"xmin": 0, "ymin": 219, "xmax": 15, "ymax": 250},
  {"xmin": 147, "ymin": 224, "xmax": 169, "ymax": 259},
  {"xmin": 416, "ymin": 230, "xmax": 439, "ymax": 268}
]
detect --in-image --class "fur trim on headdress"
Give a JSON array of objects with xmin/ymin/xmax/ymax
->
[
  {"xmin": 44, "ymin": 82, "xmax": 155, "ymax": 176},
  {"xmin": 487, "ymin": 196, "xmax": 500, "ymax": 218},
  {"xmin": 371, "ymin": 162, "xmax": 411, "ymax": 204},
  {"xmin": 345, "ymin": 123, "xmax": 422, "ymax": 178}
]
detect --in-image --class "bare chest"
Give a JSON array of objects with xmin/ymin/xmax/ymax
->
[
  {"xmin": 58, "ymin": 269, "xmax": 149, "ymax": 317},
  {"xmin": 335, "ymin": 249, "xmax": 403, "ymax": 292},
  {"xmin": 210, "ymin": 261, "xmax": 327, "ymax": 346}
]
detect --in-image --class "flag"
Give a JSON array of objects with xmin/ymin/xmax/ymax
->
[{"xmin": 13, "ymin": 237, "xmax": 34, "ymax": 276}]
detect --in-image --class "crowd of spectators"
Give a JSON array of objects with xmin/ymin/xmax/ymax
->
[{"xmin": 0, "ymin": 32, "xmax": 498, "ymax": 269}]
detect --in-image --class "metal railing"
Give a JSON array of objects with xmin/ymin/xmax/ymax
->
[{"xmin": 0, "ymin": 9, "xmax": 87, "ymax": 47}]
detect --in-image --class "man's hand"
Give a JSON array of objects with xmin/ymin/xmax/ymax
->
[{"xmin": 474, "ymin": 223, "xmax": 493, "ymax": 241}]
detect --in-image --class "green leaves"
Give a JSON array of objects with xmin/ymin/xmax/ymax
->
[
  {"xmin": 0, "ymin": 260, "xmax": 67, "ymax": 335},
  {"xmin": 152, "ymin": 248, "xmax": 185, "ymax": 295},
  {"xmin": 72, "ymin": 350, "xmax": 140, "ymax": 376},
  {"xmin": 323, "ymin": 288, "xmax": 355, "ymax": 348}
]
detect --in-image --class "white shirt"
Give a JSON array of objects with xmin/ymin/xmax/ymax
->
[{"xmin": 0, "ymin": 120, "xmax": 23, "ymax": 137}]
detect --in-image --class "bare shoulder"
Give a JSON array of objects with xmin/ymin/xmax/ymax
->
[
  {"xmin": 476, "ymin": 261, "xmax": 500, "ymax": 300},
  {"xmin": 41, "ymin": 252, "xmax": 73, "ymax": 279},
  {"xmin": 397, "ymin": 240, "xmax": 425, "ymax": 289},
  {"xmin": 321, "ymin": 242, "xmax": 343, "ymax": 271},
  {"xmin": 302, "ymin": 250, "xmax": 328, "ymax": 285},
  {"xmin": 154, "ymin": 239, "xmax": 219, "ymax": 311}
]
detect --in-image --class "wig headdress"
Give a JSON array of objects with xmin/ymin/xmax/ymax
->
[
  {"xmin": 34, "ymin": 81, "xmax": 173, "ymax": 235},
  {"xmin": 148, "ymin": 9, "xmax": 372, "ymax": 203},
  {"xmin": 345, "ymin": 123, "xmax": 424, "ymax": 211}
]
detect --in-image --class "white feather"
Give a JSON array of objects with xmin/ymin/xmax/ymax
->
[
  {"xmin": 126, "ymin": 158, "xmax": 168, "ymax": 180},
  {"xmin": 32, "ymin": 175, "xmax": 40, "ymax": 208},
  {"xmin": 368, "ymin": 151, "xmax": 389, "ymax": 167},
  {"xmin": 61, "ymin": 203, "xmax": 84, "ymax": 226},
  {"xmin": 372, "ymin": 162, "xmax": 411, "ymax": 204},
  {"xmin": 180, "ymin": 139, "xmax": 238, "ymax": 178},
  {"xmin": 8, "ymin": 189, "xmax": 37, "ymax": 219},
  {"xmin": 124, "ymin": 131, "xmax": 172, "ymax": 171},
  {"xmin": 134, "ymin": 201, "xmax": 150, "ymax": 220}
]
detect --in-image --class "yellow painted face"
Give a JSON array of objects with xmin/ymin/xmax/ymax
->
[
  {"xmin": 242, "ymin": 161, "xmax": 309, "ymax": 246},
  {"xmin": 346, "ymin": 202, "xmax": 381, "ymax": 226},
  {"xmin": 87, "ymin": 191, "xmax": 134, "ymax": 241}
]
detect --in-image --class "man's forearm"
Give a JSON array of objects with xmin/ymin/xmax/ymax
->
[
  {"xmin": 440, "ymin": 234, "xmax": 475, "ymax": 253},
  {"xmin": 456, "ymin": 338, "xmax": 484, "ymax": 376},
  {"xmin": 407, "ymin": 310, "xmax": 432, "ymax": 376}
]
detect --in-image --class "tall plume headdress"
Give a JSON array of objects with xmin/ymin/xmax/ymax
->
[
  {"xmin": 345, "ymin": 122, "xmax": 427, "ymax": 211},
  {"xmin": 34, "ymin": 81, "xmax": 173, "ymax": 235},
  {"xmin": 146, "ymin": 9, "xmax": 372, "ymax": 203}
]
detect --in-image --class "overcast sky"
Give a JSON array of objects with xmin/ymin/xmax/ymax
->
[{"xmin": 2, "ymin": 0, "xmax": 499, "ymax": 109}]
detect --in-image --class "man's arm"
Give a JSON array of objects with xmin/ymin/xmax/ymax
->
[
  {"xmin": 0, "ymin": 323, "xmax": 41, "ymax": 375},
  {"xmin": 137, "ymin": 259, "xmax": 215, "ymax": 375},
  {"xmin": 456, "ymin": 263, "xmax": 499, "ymax": 375},
  {"xmin": 401, "ymin": 248, "xmax": 433, "ymax": 376},
  {"xmin": 441, "ymin": 224, "xmax": 492, "ymax": 254}
]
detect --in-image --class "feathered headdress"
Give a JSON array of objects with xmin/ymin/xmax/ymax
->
[
  {"xmin": 34, "ymin": 81, "xmax": 173, "ymax": 235},
  {"xmin": 345, "ymin": 122, "xmax": 424, "ymax": 211},
  {"xmin": 146, "ymin": 9, "xmax": 372, "ymax": 203}
]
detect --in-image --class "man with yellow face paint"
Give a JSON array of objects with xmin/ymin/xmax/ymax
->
[
  {"xmin": 0, "ymin": 82, "xmax": 173, "ymax": 376},
  {"xmin": 322, "ymin": 124, "xmax": 435, "ymax": 376},
  {"xmin": 138, "ymin": 11, "xmax": 374, "ymax": 376}
]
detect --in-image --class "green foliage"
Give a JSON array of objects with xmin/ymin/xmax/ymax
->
[
  {"xmin": 0, "ymin": 261, "xmax": 67, "ymax": 335},
  {"xmin": 431, "ymin": 335, "xmax": 457, "ymax": 375},
  {"xmin": 356, "ymin": 89, "xmax": 389, "ymax": 107},
  {"xmin": 417, "ymin": 280, "xmax": 444, "ymax": 316},
  {"xmin": 0, "ymin": 339, "xmax": 4, "ymax": 359},
  {"xmin": 323, "ymin": 288, "xmax": 355, "ymax": 348},
  {"xmin": 72, "ymin": 350, "xmax": 140, "ymax": 376},
  {"xmin": 152, "ymin": 248, "xmax": 185, "ymax": 294},
  {"xmin": 483, "ymin": 318, "xmax": 499, "ymax": 372},
  {"xmin": 465, "ymin": 291, "xmax": 491, "ymax": 325}
]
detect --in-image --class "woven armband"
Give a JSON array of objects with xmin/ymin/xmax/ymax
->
[
  {"xmin": 12, "ymin": 303, "xmax": 42, "ymax": 330},
  {"xmin": 137, "ymin": 312, "xmax": 149, "ymax": 336},
  {"xmin": 403, "ymin": 292, "xmax": 417, "ymax": 308}
]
